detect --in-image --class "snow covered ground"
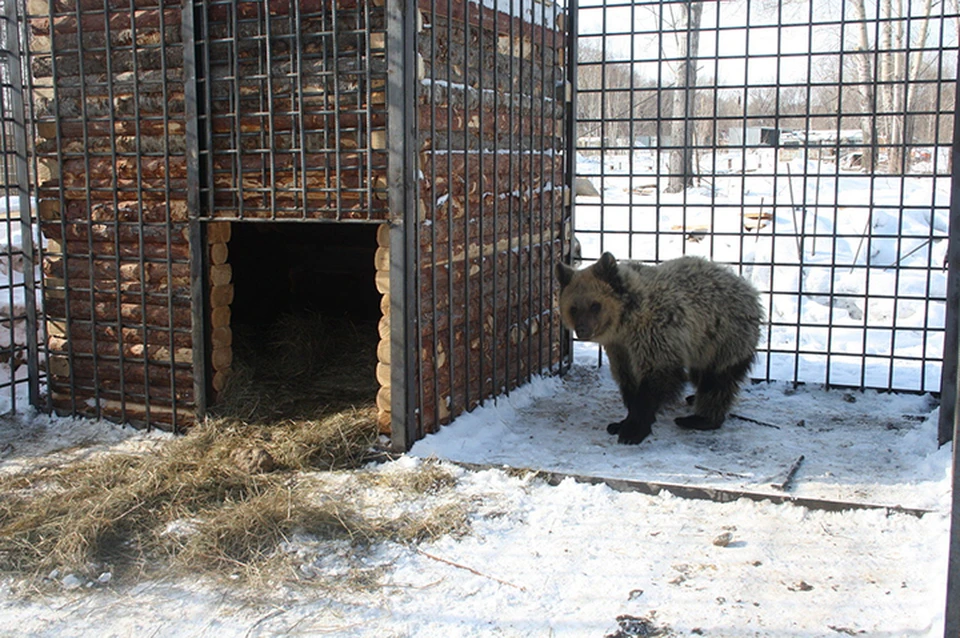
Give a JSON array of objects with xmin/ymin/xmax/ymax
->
[{"xmin": 0, "ymin": 341, "xmax": 952, "ymax": 637}]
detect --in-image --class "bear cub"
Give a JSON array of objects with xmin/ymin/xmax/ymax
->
[{"xmin": 556, "ymin": 252, "xmax": 763, "ymax": 445}]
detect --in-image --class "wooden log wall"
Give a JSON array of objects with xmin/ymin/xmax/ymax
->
[
  {"xmin": 415, "ymin": 0, "xmax": 569, "ymax": 434},
  {"xmin": 201, "ymin": 0, "xmax": 390, "ymax": 221},
  {"xmin": 30, "ymin": 0, "xmax": 194, "ymax": 430}
]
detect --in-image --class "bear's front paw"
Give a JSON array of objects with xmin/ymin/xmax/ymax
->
[
  {"xmin": 617, "ymin": 429, "xmax": 649, "ymax": 445},
  {"xmin": 607, "ymin": 421, "xmax": 622, "ymax": 435}
]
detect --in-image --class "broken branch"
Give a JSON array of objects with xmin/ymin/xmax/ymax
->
[
  {"xmin": 771, "ymin": 455, "xmax": 805, "ymax": 491},
  {"xmin": 730, "ymin": 413, "xmax": 782, "ymax": 429},
  {"xmin": 414, "ymin": 548, "xmax": 526, "ymax": 591}
]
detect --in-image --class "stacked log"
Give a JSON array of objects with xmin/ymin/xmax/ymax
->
[
  {"xmin": 207, "ymin": 222, "xmax": 233, "ymax": 397},
  {"xmin": 374, "ymin": 223, "xmax": 391, "ymax": 433},
  {"xmin": 30, "ymin": 0, "xmax": 194, "ymax": 430}
]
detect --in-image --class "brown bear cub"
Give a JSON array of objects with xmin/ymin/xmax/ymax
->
[{"xmin": 556, "ymin": 252, "xmax": 763, "ymax": 445}]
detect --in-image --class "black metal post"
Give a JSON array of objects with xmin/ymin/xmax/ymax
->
[{"xmin": 941, "ymin": 62, "xmax": 960, "ymax": 638}]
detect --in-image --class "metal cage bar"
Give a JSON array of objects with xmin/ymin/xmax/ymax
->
[{"xmin": 0, "ymin": 0, "xmax": 39, "ymax": 413}]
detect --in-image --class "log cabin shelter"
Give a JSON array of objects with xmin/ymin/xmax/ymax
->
[{"xmin": 21, "ymin": 0, "xmax": 574, "ymax": 449}]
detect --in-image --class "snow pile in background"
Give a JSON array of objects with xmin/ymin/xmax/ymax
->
[{"xmin": 574, "ymin": 149, "xmax": 951, "ymax": 392}]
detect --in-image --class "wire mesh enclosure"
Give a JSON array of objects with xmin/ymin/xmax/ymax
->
[
  {"xmin": 14, "ymin": 0, "xmax": 957, "ymax": 446},
  {"xmin": 0, "ymin": 0, "xmax": 39, "ymax": 414},
  {"xmin": 572, "ymin": 0, "xmax": 959, "ymax": 399},
  {"xmin": 194, "ymin": 0, "xmax": 388, "ymax": 221},
  {"xmin": 400, "ymin": 0, "xmax": 571, "ymax": 444},
  {"xmin": 28, "ymin": 0, "xmax": 193, "ymax": 430}
]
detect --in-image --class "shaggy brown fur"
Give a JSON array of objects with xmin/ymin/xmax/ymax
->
[{"xmin": 557, "ymin": 253, "xmax": 762, "ymax": 445}]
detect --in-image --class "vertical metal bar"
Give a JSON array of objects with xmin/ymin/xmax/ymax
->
[
  {"xmin": 161, "ymin": 0, "xmax": 178, "ymax": 430},
  {"xmin": 937, "ymin": 74, "xmax": 960, "ymax": 445},
  {"xmin": 4, "ymin": 0, "xmax": 37, "ymax": 407},
  {"xmin": 928, "ymin": 1, "xmax": 951, "ymax": 396},
  {"xmin": 184, "ymin": 0, "xmax": 208, "ymax": 419},
  {"xmin": 74, "ymin": 0, "xmax": 103, "ymax": 420},
  {"xmin": 201, "ymin": 0, "xmax": 213, "ymax": 219},
  {"xmin": 45, "ymin": 0, "xmax": 77, "ymax": 416},
  {"xmin": 231, "ymin": 2, "xmax": 244, "ymax": 219},
  {"xmin": 263, "ymin": 2, "xmax": 277, "ymax": 221},
  {"xmin": 445, "ymin": 0, "xmax": 454, "ymax": 414},
  {"xmin": 522, "ymin": 0, "xmax": 532, "ymax": 384},
  {"xmin": 548, "ymin": 0, "xmax": 561, "ymax": 374},
  {"xmin": 19, "ymin": 0, "xmax": 48, "ymax": 412},
  {"xmin": 491, "ymin": 0, "xmax": 500, "ymax": 394},
  {"xmin": 0, "ymin": 77, "xmax": 16, "ymax": 410},
  {"xmin": 292, "ymin": 0, "xmax": 308, "ymax": 217},
  {"xmin": 428, "ymin": 0, "xmax": 438, "ymax": 433},
  {"xmin": 100, "ymin": 0, "xmax": 127, "ymax": 425},
  {"xmin": 945, "ymin": 64, "xmax": 960, "ymax": 629},
  {"xmin": 386, "ymin": 0, "xmax": 417, "ymax": 450},
  {"xmin": 477, "ymin": 0, "xmax": 485, "ymax": 401},
  {"xmin": 462, "ymin": 0, "xmax": 470, "ymax": 410},
  {"xmin": 319, "ymin": 7, "xmax": 333, "ymax": 217},
  {"xmin": 536, "ymin": 0, "xmax": 546, "ymax": 377},
  {"xmin": 362, "ymin": 0, "xmax": 374, "ymax": 219},
  {"xmin": 507, "ymin": 0, "xmax": 515, "ymax": 390},
  {"xmin": 562, "ymin": 0, "xmax": 577, "ymax": 373},
  {"xmin": 652, "ymin": 2, "xmax": 661, "ymax": 265},
  {"xmin": 330, "ymin": 4, "xmax": 343, "ymax": 219},
  {"xmin": 127, "ymin": 0, "xmax": 151, "ymax": 426}
]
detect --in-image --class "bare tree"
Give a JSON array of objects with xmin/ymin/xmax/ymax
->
[
  {"xmin": 847, "ymin": 0, "xmax": 937, "ymax": 173},
  {"xmin": 576, "ymin": 41, "xmax": 660, "ymax": 146},
  {"xmin": 664, "ymin": 1, "xmax": 703, "ymax": 193}
]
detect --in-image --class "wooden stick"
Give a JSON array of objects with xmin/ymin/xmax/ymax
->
[
  {"xmin": 695, "ymin": 464, "xmax": 750, "ymax": 480},
  {"xmin": 771, "ymin": 455, "xmax": 805, "ymax": 491},
  {"xmin": 730, "ymin": 413, "xmax": 781, "ymax": 429},
  {"xmin": 414, "ymin": 548, "xmax": 525, "ymax": 591}
]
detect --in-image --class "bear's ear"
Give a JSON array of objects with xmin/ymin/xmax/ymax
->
[
  {"xmin": 595, "ymin": 252, "xmax": 618, "ymax": 281},
  {"xmin": 556, "ymin": 261, "xmax": 575, "ymax": 287}
]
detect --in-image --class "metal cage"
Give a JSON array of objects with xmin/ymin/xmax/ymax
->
[{"xmin": 572, "ymin": 0, "xmax": 959, "ymax": 405}]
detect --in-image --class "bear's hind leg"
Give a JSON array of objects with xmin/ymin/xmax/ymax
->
[{"xmin": 676, "ymin": 357, "xmax": 753, "ymax": 431}]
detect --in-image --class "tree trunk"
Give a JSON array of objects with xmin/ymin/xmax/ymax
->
[
  {"xmin": 849, "ymin": 0, "xmax": 876, "ymax": 172},
  {"xmin": 665, "ymin": 2, "xmax": 703, "ymax": 193},
  {"xmin": 904, "ymin": 0, "xmax": 934, "ymax": 172}
]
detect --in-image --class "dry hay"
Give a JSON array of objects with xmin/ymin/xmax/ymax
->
[
  {"xmin": 216, "ymin": 312, "xmax": 381, "ymax": 421},
  {"xmin": 0, "ymin": 314, "xmax": 469, "ymax": 588},
  {"xmin": 0, "ymin": 421, "xmax": 466, "ymax": 586}
]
